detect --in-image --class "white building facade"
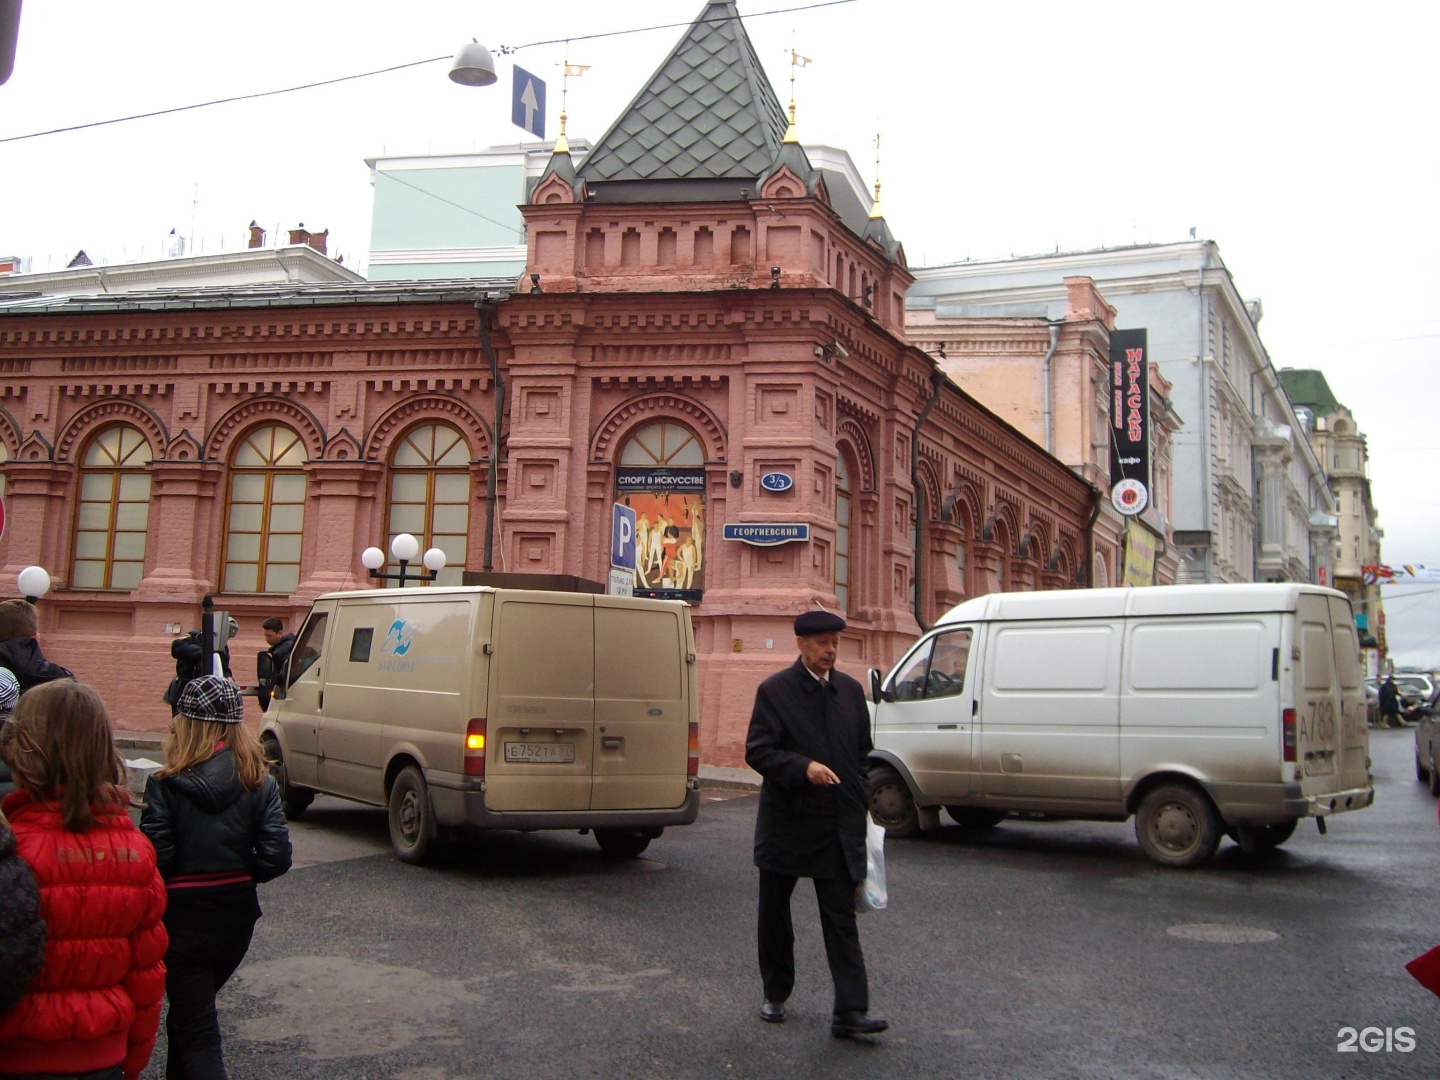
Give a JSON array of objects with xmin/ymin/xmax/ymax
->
[{"xmin": 908, "ymin": 241, "xmax": 1336, "ymax": 585}]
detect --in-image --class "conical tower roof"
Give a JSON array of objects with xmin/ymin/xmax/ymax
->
[{"xmin": 579, "ymin": 1, "xmax": 789, "ymax": 195}]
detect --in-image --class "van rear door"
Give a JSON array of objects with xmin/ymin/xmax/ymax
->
[
  {"xmin": 484, "ymin": 593, "xmax": 595, "ymax": 811},
  {"xmin": 1294, "ymin": 593, "xmax": 1345, "ymax": 793},
  {"xmin": 1327, "ymin": 595, "xmax": 1369, "ymax": 795},
  {"xmin": 591, "ymin": 598, "xmax": 691, "ymax": 810}
]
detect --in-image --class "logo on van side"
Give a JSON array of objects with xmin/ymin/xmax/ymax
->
[{"xmin": 383, "ymin": 619, "xmax": 416, "ymax": 657}]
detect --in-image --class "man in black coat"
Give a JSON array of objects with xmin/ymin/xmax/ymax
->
[
  {"xmin": 256, "ymin": 618, "xmax": 296, "ymax": 711},
  {"xmin": 745, "ymin": 609, "xmax": 887, "ymax": 1039}
]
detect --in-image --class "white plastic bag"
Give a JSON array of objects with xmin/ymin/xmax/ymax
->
[{"xmin": 857, "ymin": 814, "xmax": 887, "ymax": 913}]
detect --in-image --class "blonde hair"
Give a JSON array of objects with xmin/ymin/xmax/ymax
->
[
  {"xmin": 158, "ymin": 715, "xmax": 267, "ymax": 790},
  {"xmin": 1, "ymin": 681, "xmax": 130, "ymax": 830}
]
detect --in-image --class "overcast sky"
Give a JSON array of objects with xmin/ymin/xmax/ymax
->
[{"xmin": 4, "ymin": 1, "xmax": 1437, "ymax": 664}]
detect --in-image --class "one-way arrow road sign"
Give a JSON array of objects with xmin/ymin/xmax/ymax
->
[{"xmin": 512, "ymin": 66, "xmax": 546, "ymax": 139}]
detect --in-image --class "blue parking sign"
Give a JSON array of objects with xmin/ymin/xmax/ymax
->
[{"xmin": 611, "ymin": 503, "xmax": 637, "ymax": 570}]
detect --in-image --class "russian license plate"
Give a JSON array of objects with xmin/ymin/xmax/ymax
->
[
  {"xmin": 504, "ymin": 741, "xmax": 576, "ymax": 764},
  {"xmin": 1303, "ymin": 752, "xmax": 1335, "ymax": 777}
]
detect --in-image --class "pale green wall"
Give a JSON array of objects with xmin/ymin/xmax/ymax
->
[{"xmin": 369, "ymin": 165, "xmax": 526, "ymax": 251}]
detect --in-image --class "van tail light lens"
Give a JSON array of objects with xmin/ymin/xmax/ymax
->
[
  {"xmin": 687, "ymin": 721, "xmax": 700, "ymax": 777},
  {"xmin": 1282, "ymin": 708, "xmax": 1297, "ymax": 763},
  {"xmin": 465, "ymin": 717, "xmax": 487, "ymax": 777}
]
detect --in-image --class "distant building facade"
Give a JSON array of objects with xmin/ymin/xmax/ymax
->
[
  {"xmin": 908, "ymin": 275, "xmax": 1181, "ymax": 587},
  {"xmin": 1278, "ymin": 368, "xmax": 1383, "ymax": 662},
  {"xmin": 909, "ymin": 241, "xmax": 1337, "ymax": 586}
]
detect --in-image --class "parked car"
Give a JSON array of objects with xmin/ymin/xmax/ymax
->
[
  {"xmin": 1393, "ymin": 673, "xmax": 1436, "ymax": 709},
  {"xmin": 1413, "ymin": 688, "xmax": 1440, "ymax": 795}
]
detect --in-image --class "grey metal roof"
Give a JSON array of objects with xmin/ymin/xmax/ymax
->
[
  {"xmin": 0, "ymin": 278, "xmax": 517, "ymax": 315},
  {"xmin": 579, "ymin": 1, "xmax": 789, "ymax": 186}
]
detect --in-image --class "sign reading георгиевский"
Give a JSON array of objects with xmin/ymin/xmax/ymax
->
[{"xmin": 1109, "ymin": 328, "xmax": 1150, "ymax": 513}]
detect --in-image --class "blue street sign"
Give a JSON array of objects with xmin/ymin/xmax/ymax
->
[
  {"xmin": 759, "ymin": 471, "xmax": 794, "ymax": 492},
  {"xmin": 722, "ymin": 523, "xmax": 810, "ymax": 546},
  {"xmin": 512, "ymin": 66, "xmax": 546, "ymax": 139},
  {"xmin": 611, "ymin": 503, "xmax": 637, "ymax": 569}
]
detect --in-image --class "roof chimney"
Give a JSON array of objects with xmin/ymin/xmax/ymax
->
[
  {"xmin": 287, "ymin": 223, "xmax": 311, "ymax": 248},
  {"xmin": 286, "ymin": 223, "xmax": 328, "ymax": 256},
  {"xmin": 248, "ymin": 221, "xmax": 267, "ymax": 249}
]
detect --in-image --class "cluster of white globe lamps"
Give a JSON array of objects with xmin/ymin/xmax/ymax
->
[{"xmin": 361, "ymin": 533, "xmax": 447, "ymax": 581}]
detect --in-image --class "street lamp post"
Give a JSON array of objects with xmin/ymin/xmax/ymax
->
[
  {"xmin": 361, "ymin": 533, "xmax": 447, "ymax": 588},
  {"xmin": 16, "ymin": 566, "xmax": 50, "ymax": 604}
]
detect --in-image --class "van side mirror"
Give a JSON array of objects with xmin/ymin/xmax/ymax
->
[{"xmin": 869, "ymin": 668, "xmax": 892, "ymax": 705}]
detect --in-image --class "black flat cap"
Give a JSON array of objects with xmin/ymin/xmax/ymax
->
[{"xmin": 794, "ymin": 610, "xmax": 846, "ymax": 636}]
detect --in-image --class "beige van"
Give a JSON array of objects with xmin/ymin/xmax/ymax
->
[
  {"xmin": 259, "ymin": 586, "xmax": 701, "ymax": 864},
  {"xmin": 869, "ymin": 584, "xmax": 1372, "ymax": 867}
]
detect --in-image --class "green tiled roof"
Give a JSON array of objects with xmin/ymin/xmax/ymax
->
[
  {"xmin": 1277, "ymin": 369, "xmax": 1340, "ymax": 415},
  {"xmin": 579, "ymin": 1, "xmax": 790, "ymax": 185}
]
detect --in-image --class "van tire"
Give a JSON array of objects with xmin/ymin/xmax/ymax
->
[
  {"xmin": 594, "ymin": 828, "xmax": 652, "ymax": 858},
  {"xmin": 1429, "ymin": 752, "xmax": 1440, "ymax": 797},
  {"xmin": 389, "ymin": 766, "xmax": 438, "ymax": 865},
  {"xmin": 945, "ymin": 807, "xmax": 1006, "ymax": 831},
  {"xmin": 869, "ymin": 765, "xmax": 919, "ymax": 838},
  {"xmin": 1417, "ymin": 752, "xmax": 1428, "ymax": 784},
  {"xmin": 262, "ymin": 736, "xmax": 314, "ymax": 821},
  {"xmin": 1134, "ymin": 783, "xmax": 1222, "ymax": 868},
  {"xmin": 1248, "ymin": 820, "xmax": 1298, "ymax": 849}
]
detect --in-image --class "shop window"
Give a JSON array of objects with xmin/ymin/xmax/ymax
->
[
  {"xmin": 223, "ymin": 424, "xmax": 307, "ymax": 594},
  {"xmin": 384, "ymin": 423, "xmax": 470, "ymax": 587},
  {"xmin": 71, "ymin": 424, "xmax": 152, "ymax": 590},
  {"xmin": 618, "ymin": 421, "xmax": 705, "ymax": 603}
]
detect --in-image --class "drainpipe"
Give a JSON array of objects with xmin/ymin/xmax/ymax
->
[
  {"xmin": 1196, "ymin": 256, "xmax": 1211, "ymax": 580},
  {"xmin": 1042, "ymin": 322, "xmax": 1060, "ymax": 455},
  {"xmin": 1083, "ymin": 483, "xmax": 1104, "ymax": 587},
  {"xmin": 475, "ymin": 298, "xmax": 506, "ymax": 573},
  {"xmin": 910, "ymin": 368, "xmax": 946, "ymax": 630}
]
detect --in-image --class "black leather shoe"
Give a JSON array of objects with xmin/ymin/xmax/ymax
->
[
  {"xmin": 831, "ymin": 1011, "xmax": 888, "ymax": 1038},
  {"xmin": 759, "ymin": 1000, "xmax": 787, "ymax": 1023}
]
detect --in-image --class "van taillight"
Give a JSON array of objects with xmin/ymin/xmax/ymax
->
[
  {"xmin": 1282, "ymin": 708, "xmax": 1297, "ymax": 763},
  {"xmin": 687, "ymin": 721, "xmax": 700, "ymax": 777},
  {"xmin": 465, "ymin": 718, "xmax": 487, "ymax": 777}
]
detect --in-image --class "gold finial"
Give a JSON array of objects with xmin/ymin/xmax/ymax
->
[
  {"xmin": 556, "ymin": 44, "xmax": 587, "ymax": 156},
  {"xmin": 869, "ymin": 131, "xmax": 884, "ymax": 219},
  {"xmin": 785, "ymin": 48, "xmax": 810, "ymax": 145}
]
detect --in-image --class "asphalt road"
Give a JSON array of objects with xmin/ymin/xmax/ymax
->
[{"xmin": 139, "ymin": 728, "xmax": 1440, "ymax": 1079}]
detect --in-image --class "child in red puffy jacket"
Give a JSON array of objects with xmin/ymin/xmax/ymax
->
[{"xmin": 0, "ymin": 680, "xmax": 168, "ymax": 1080}]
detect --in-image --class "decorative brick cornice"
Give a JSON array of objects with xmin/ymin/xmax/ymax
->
[
  {"xmin": 55, "ymin": 398, "xmax": 170, "ymax": 462},
  {"xmin": 835, "ymin": 417, "xmax": 875, "ymax": 491},
  {"xmin": 364, "ymin": 395, "xmax": 492, "ymax": 461},
  {"xmin": 590, "ymin": 392, "xmax": 727, "ymax": 462},
  {"xmin": 205, "ymin": 397, "xmax": 326, "ymax": 461}
]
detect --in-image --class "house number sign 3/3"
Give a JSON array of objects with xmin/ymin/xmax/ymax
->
[{"xmin": 759, "ymin": 472, "xmax": 794, "ymax": 492}]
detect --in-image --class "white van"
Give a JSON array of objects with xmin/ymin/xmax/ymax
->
[
  {"xmin": 867, "ymin": 584, "xmax": 1372, "ymax": 867},
  {"xmin": 260, "ymin": 586, "xmax": 701, "ymax": 864}
]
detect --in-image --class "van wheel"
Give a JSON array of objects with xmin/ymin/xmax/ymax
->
[
  {"xmin": 262, "ymin": 736, "xmax": 313, "ymax": 821},
  {"xmin": 1429, "ymin": 752, "xmax": 1440, "ymax": 797},
  {"xmin": 869, "ymin": 765, "xmax": 918, "ymax": 838},
  {"xmin": 594, "ymin": 828, "xmax": 652, "ymax": 858},
  {"xmin": 389, "ymin": 766, "xmax": 437, "ymax": 865},
  {"xmin": 1135, "ymin": 784, "xmax": 1221, "ymax": 868},
  {"xmin": 945, "ymin": 807, "xmax": 1006, "ymax": 831},
  {"xmin": 1418, "ymin": 752, "xmax": 1429, "ymax": 783}
]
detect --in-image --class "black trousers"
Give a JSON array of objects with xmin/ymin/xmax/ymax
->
[
  {"xmin": 758, "ymin": 868, "xmax": 868, "ymax": 1014},
  {"xmin": 162, "ymin": 921, "xmax": 256, "ymax": 1080}
]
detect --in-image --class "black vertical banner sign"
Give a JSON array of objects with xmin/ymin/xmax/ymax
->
[{"xmin": 1109, "ymin": 328, "xmax": 1150, "ymax": 491}]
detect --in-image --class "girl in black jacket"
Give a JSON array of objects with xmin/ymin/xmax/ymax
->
[{"xmin": 141, "ymin": 676, "xmax": 291, "ymax": 1079}]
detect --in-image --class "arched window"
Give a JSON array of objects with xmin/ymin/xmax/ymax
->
[
  {"xmin": 618, "ymin": 421, "xmax": 705, "ymax": 599},
  {"xmin": 835, "ymin": 451, "xmax": 852, "ymax": 613},
  {"xmin": 0, "ymin": 439, "xmax": 8, "ymax": 503},
  {"xmin": 223, "ymin": 424, "xmax": 307, "ymax": 594},
  {"xmin": 385, "ymin": 423, "xmax": 470, "ymax": 587},
  {"xmin": 71, "ymin": 424, "xmax": 152, "ymax": 590}
]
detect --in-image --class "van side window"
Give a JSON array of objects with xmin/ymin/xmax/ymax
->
[
  {"xmin": 289, "ymin": 612, "xmax": 329, "ymax": 683},
  {"xmin": 891, "ymin": 629, "xmax": 972, "ymax": 701}
]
